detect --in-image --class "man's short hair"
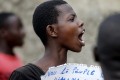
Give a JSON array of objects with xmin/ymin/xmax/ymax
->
[
  {"xmin": 97, "ymin": 13, "xmax": 120, "ymax": 59},
  {"xmin": 0, "ymin": 12, "xmax": 15, "ymax": 28},
  {"xmin": 33, "ymin": 0, "xmax": 67, "ymax": 45}
]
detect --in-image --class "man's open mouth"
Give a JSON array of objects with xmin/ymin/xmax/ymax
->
[{"xmin": 78, "ymin": 30, "xmax": 85, "ymax": 46}]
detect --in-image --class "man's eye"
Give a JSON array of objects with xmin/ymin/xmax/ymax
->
[{"xmin": 69, "ymin": 18, "xmax": 74, "ymax": 22}]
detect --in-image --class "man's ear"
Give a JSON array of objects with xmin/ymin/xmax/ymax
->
[
  {"xmin": 46, "ymin": 25, "xmax": 58, "ymax": 37},
  {"xmin": 93, "ymin": 46, "xmax": 100, "ymax": 62}
]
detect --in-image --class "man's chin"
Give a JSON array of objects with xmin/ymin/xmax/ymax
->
[{"xmin": 70, "ymin": 48, "xmax": 82, "ymax": 53}]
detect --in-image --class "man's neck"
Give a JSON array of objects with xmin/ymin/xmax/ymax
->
[
  {"xmin": 0, "ymin": 41, "xmax": 14, "ymax": 56},
  {"xmin": 34, "ymin": 43, "xmax": 68, "ymax": 72}
]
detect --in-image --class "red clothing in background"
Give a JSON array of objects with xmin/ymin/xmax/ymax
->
[{"xmin": 0, "ymin": 53, "xmax": 23, "ymax": 80}]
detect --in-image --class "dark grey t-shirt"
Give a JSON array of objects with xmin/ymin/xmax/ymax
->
[{"xmin": 9, "ymin": 63, "xmax": 45, "ymax": 80}]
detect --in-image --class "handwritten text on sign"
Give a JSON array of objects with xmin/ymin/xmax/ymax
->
[{"xmin": 41, "ymin": 63, "xmax": 104, "ymax": 80}]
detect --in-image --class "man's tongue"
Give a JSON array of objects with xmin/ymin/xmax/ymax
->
[
  {"xmin": 80, "ymin": 40, "xmax": 85, "ymax": 46},
  {"xmin": 78, "ymin": 35, "xmax": 85, "ymax": 46}
]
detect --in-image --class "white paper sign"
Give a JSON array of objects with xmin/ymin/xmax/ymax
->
[{"xmin": 41, "ymin": 63, "xmax": 104, "ymax": 80}]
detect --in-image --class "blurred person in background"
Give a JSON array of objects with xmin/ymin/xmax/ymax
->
[
  {"xmin": 9, "ymin": 0, "xmax": 85, "ymax": 80},
  {"xmin": 0, "ymin": 12, "xmax": 25, "ymax": 80},
  {"xmin": 93, "ymin": 13, "xmax": 120, "ymax": 80}
]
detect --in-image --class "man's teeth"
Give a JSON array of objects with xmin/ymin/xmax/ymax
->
[
  {"xmin": 81, "ymin": 40, "xmax": 85, "ymax": 43},
  {"xmin": 82, "ymin": 30, "xmax": 85, "ymax": 33}
]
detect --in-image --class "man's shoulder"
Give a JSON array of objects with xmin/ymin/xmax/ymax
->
[
  {"xmin": 15, "ymin": 63, "xmax": 44, "ymax": 76},
  {"xmin": 15, "ymin": 64, "xmax": 32, "ymax": 73},
  {"xmin": 10, "ymin": 63, "xmax": 44, "ymax": 80}
]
